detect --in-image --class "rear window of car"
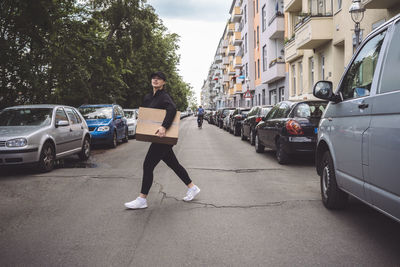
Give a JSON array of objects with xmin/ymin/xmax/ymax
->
[
  {"xmin": 260, "ymin": 107, "xmax": 272, "ymax": 116},
  {"xmin": 293, "ymin": 102, "xmax": 327, "ymax": 118}
]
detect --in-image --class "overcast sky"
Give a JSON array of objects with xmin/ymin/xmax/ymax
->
[{"xmin": 147, "ymin": 0, "xmax": 231, "ymax": 103}]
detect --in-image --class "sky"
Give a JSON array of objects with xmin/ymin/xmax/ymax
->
[{"xmin": 147, "ymin": 0, "xmax": 232, "ymax": 103}]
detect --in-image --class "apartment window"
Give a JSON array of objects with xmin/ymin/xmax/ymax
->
[
  {"xmin": 292, "ymin": 64, "xmax": 296, "ymax": 95},
  {"xmin": 257, "ymin": 26, "xmax": 260, "ymax": 49},
  {"xmin": 257, "ymin": 59, "xmax": 260, "ymax": 79},
  {"xmin": 245, "ymin": 33, "xmax": 248, "ymax": 53},
  {"xmin": 262, "ymin": 5, "xmax": 266, "ymax": 32},
  {"xmin": 256, "ymin": 0, "xmax": 259, "ymax": 13},
  {"xmin": 337, "ymin": 0, "xmax": 342, "ymax": 10},
  {"xmin": 320, "ymin": 54, "xmax": 325, "ymax": 80},
  {"xmin": 253, "ymin": 0, "xmax": 255, "ymax": 16},
  {"xmin": 309, "ymin": 57, "xmax": 314, "ymax": 89},
  {"xmin": 262, "ymin": 89, "xmax": 265, "ymax": 105},
  {"xmin": 299, "ymin": 62, "xmax": 303, "ymax": 95},
  {"xmin": 258, "ymin": 94, "xmax": 261, "ymax": 105},
  {"xmin": 244, "ymin": 5, "xmax": 247, "ymax": 23},
  {"xmin": 254, "ymin": 30, "xmax": 256, "ymax": 48},
  {"xmin": 246, "ymin": 63, "xmax": 248, "ymax": 78},
  {"xmin": 255, "ymin": 62, "xmax": 257, "ymax": 79},
  {"xmin": 278, "ymin": 87, "xmax": 285, "ymax": 101},
  {"xmin": 269, "ymin": 89, "xmax": 277, "ymax": 105},
  {"xmin": 262, "ymin": 45, "xmax": 267, "ymax": 71}
]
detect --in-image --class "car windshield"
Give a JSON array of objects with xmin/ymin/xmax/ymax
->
[
  {"xmin": 294, "ymin": 102, "xmax": 327, "ymax": 118},
  {"xmin": 124, "ymin": 110, "xmax": 136, "ymax": 119},
  {"xmin": 79, "ymin": 107, "xmax": 112, "ymax": 119},
  {"xmin": 0, "ymin": 108, "xmax": 53, "ymax": 126}
]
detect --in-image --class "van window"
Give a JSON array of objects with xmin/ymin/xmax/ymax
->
[
  {"xmin": 339, "ymin": 30, "xmax": 386, "ymax": 100},
  {"xmin": 379, "ymin": 22, "xmax": 400, "ymax": 94}
]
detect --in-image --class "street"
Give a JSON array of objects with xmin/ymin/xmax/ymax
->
[{"xmin": 0, "ymin": 116, "xmax": 399, "ymax": 266}]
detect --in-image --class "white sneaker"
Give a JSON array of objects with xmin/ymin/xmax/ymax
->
[
  {"xmin": 124, "ymin": 197, "xmax": 148, "ymax": 209},
  {"xmin": 183, "ymin": 186, "xmax": 201, "ymax": 202}
]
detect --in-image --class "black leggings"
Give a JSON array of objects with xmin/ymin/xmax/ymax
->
[{"xmin": 141, "ymin": 143, "xmax": 192, "ymax": 195}]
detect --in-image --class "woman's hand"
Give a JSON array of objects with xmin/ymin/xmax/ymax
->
[{"xmin": 155, "ymin": 126, "xmax": 166, "ymax": 137}]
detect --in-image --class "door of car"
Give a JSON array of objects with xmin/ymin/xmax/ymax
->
[
  {"xmin": 113, "ymin": 106, "xmax": 123, "ymax": 138},
  {"xmin": 366, "ymin": 21, "xmax": 400, "ymax": 220},
  {"xmin": 54, "ymin": 107, "xmax": 74, "ymax": 154},
  {"xmin": 264, "ymin": 103, "xmax": 290, "ymax": 148},
  {"xmin": 257, "ymin": 105, "xmax": 278, "ymax": 147},
  {"xmin": 325, "ymin": 29, "xmax": 388, "ymax": 201},
  {"xmin": 64, "ymin": 107, "xmax": 84, "ymax": 150},
  {"xmin": 243, "ymin": 107, "xmax": 255, "ymax": 136}
]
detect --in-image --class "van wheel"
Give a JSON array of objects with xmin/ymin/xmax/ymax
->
[
  {"xmin": 276, "ymin": 138, "xmax": 289, "ymax": 164},
  {"xmin": 321, "ymin": 151, "xmax": 348, "ymax": 209},
  {"xmin": 255, "ymin": 134, "xmax": 264, "ymax": 153},
  {"xmin": 241, "ymin": 127, "xmax": 247, "ymax": 141},
  {"xmin": 110, "ymin": 131, "xmax": 117, "ymax": 148},
  {"xmin": 38, "ymin": 142, "xmax": 55, "ymax": 172},
  {"xmin": 78, "ymin": 137, "xmax": 91, "ymax": 161}
]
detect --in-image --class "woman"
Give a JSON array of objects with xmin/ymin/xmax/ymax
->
[{"xmin": 124, "ymin": 71, "xmax": 200, "ymax": 209}]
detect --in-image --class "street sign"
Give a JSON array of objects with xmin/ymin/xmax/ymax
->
[{"xmin": 243, "ymin": 89, "xmax": 253, "ymax": 98}]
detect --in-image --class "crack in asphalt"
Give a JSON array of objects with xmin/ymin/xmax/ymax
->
[
  {"xmin": 154, "ymin": 182, "xmax": 319, "ymax": 209},
  {"xmin": 187, "ymin": 167, "xmax": 284, "ymax": 173}
]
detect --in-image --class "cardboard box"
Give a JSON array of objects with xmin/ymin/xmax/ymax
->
[{"xmin": 135, "ymin": 107, "xmax": 180, "ymax": 145}]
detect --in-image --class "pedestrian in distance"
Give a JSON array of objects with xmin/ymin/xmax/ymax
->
[
  {"xmin": 124, "ymin": 71, "xmax": 201, "ymax": 209},
  {"xmin": 197, "ymin": 105, "xmax": 204, "ymax": 128}
]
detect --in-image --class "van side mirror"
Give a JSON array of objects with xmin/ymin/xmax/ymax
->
[{"xmin": 313, "ymin": 81, "xmax": 341, "ymax": 102}]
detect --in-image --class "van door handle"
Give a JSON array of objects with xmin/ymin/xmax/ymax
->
[{"xmin": 358, "ymin": 102, "xmax": 369, "ymax": 109}]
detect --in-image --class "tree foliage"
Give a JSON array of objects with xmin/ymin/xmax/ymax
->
[{"xmin": 0, "ymin": 0, "xmax": 192, "ymax": 111}]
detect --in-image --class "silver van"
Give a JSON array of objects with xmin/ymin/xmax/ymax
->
[{"xmin": 313, "ymin": 14, "xmax": 400, "ymax": 222}]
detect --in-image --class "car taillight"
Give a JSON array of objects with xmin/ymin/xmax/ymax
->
[
  {"xmin": 255, "ymin": 117, "xmax": 262, "ymax": 123},
  {"xmin": 286, "ymin": 120, "xmax": 304, "ymax": 135}
]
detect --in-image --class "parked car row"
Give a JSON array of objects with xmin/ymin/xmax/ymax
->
[{"xmin": 0, "ymin": 103, "xmax": 139, "ymax": 172}]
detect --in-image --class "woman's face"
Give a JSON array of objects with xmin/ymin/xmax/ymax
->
[{"xmin": 152, "ymin": 77, "xmax": 165, "ymax": 89}]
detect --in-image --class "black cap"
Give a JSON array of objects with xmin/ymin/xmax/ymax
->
[{"xmin": 151, "ymin": 71, "xmax": 167, "ymax": 81}]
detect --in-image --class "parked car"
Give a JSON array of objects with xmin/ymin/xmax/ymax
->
[
  {"xmin": 254, "ymin": 100, "xmax": 328, "ymax": 164},
  {"xmin": 229, "ymin": 108, "xmax": 251, "ymax": 135},
  {"xmin": 313, "ymin": 15, "xmax": 400, "ymax": 222},
  {"xmin": 241, "ymin": 105, "xmax": 272, "ymax": 145},
  {"xmin": 217, "ymin": 108, "xmax": 235, "ymax": 128},
  {"xmin": 78, "ymin": 104, "xmax": 128, "ymax": 148},
  {"xmin": 0, "ymin": 104, "xmax": 91, "ymax": 172},
  {"xmin": 223, "ymin": 110, "xmax": 235, "ymax": 131},
  {"xmin": 123, "ymin": 108, "xmax": 138, "ymax": 138},
  {"xmin": 208, "ymin": 111, "xmax": 216, "ymax": 125}
]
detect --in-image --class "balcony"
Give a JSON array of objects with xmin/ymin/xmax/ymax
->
[
  {"xmin": 233, "ymin": 32, "xmax": 242, "ymax": 46},
  {"xmin": 215, "ymin": 55, "xmax": 222, "ymax": 63},
  {"xmin": 362, "ymin": 0, "xmax": 399, "ymax": 9},
  {"xmin": 285, "ymin": 38, "xmax": 303, "ymax": 62},
  {"xmin": 227, "ymin": 45, "xmax": 235, "ymax": 56},
  {"xmin": 231, "ymin": 6, "xmax": 242, "ymax": 23},
  {"xmin": 295, "ymin": 16, "xmax": 333, "ymax": 49},
  {"xmin": 265, "ymin": 59, "xmax": 285, "ymax": 84},
  {"xmin": 228, "ymin": 66, "xmax": 235, "ymax": 75},
  {"xmin": 234, "ymin": 57, "xmax": 242, "ymax": 69},
  {"xmin": 222, "ymin": 39, "xmax": 228, "ymax": 48},
  {"xmin": 227, "ymin": 23, "xmax": 235, "ymax": 35},
  {"xmin": 268, "ymin": 13, "xmax": 284, "ymax": 39},
  {"xmin": 223, "ymin": 75, "xmax": 230, "ymax": 83},
  {"xmin": 234, "ymin": 83, "xmax": 243, "ymax": 93},
  {"xmin": 223, "ymin": 57, "xmax": 229, "ymax": 65},
  {"xmin": 229, "ymin": 88, "xmax": 235, "ymax": 96},
  {"xmin": 284, "ymin": 0, "xmax": 302, "ymax": 12}
]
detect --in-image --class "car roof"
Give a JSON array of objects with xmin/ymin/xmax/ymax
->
[
  {"xmin": 79, "ymin": 104, "xmax": 116, "ymax": 108},
  {"xmin": 4, "ymin": 104, "xmax": 74, "ymax": 109}
]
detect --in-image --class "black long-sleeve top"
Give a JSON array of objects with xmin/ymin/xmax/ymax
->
[{"xmin": 143, "ymin": 89, "xmax": 177, "ymax": 129}]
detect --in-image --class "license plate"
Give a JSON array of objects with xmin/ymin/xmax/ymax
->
[{"xmin": 314, "ymin": 127, "xmax": 318, "ymax": 134}]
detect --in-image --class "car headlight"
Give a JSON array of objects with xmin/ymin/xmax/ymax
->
[
  {"xmin": 97, "ymin": 126, "xmax": 110, "ymax": 132},
  {"xmin": 6, "ymin": 138, "xmax": 27, "ymax": 147}
]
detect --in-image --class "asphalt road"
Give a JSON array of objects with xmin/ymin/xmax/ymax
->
[{"xmin": 1, "ymin": 116, "xmax": 399, "ymax": 266}]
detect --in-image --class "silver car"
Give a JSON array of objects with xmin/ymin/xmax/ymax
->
[
  {"xmin": 0, "ymin": 105, "xmax": 91, "ymax": 172},
  {"xmin": 123, "ymin": 109, "xmax": 138, "ymax": 137}
]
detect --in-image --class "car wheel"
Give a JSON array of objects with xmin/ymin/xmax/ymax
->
[
  {"xmin": 255, "ymin": 133, "xmax": 264, "ymax": 153},
  {"xmin": 250, "ymin": 129, "xmax": 255, "ymax": 146},
  {"xmin": 321, "ymin": 151, "xmax": 348, "ymax": 209},
  {"xmin": 276, "ymin": 138, "xmax": 289, "ymax": 164},
  {"xmin": 78, "ymin": 136, "xmax": 91, "ymax": 161},
  {"xmin": 110, "ymin": 131, "xmax": 117, "ymax": 148},
  {"xmin": 122, "ymin": 127, "xmax": 129, "ymax": 143},
  {"xmin": 241, "ymin": 127, "xmax": 247, "ymax": 141},
  {"xmin": 38, "ymin": 142, "xmax": 55, "ymax": 172}
]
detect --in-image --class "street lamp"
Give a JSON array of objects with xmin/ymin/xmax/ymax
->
[{"xmin": 349, "ymin": 0, "xmax": 365, "ymax": 49}]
